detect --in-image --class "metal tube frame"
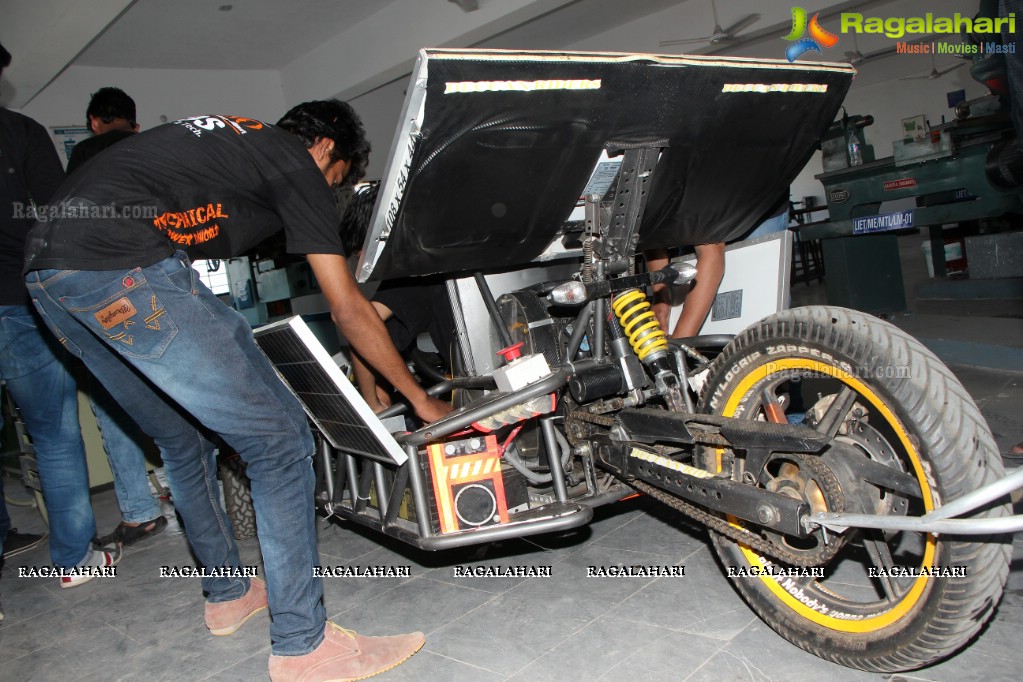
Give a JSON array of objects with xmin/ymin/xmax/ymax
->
[
  {"xmin": 313, "ymin": 437, "xmax": 592, "ymax": 550},
  {"xmin": 811, "ymin": 467, "xmax": 1023, "ymax": 535}
]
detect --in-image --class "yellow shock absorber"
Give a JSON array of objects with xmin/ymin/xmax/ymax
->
[{"xmin": 611, "ymin": 289, "xmax": 668, "ymax": 363}]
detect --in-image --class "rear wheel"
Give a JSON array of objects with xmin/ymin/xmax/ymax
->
[
  {"xmin": 697, "ymin": 305, "xmax": 1010, "ymax": 672},
  {"xmin": 220, "ymin": 454, "xmax": 256, "ymax": 541}
]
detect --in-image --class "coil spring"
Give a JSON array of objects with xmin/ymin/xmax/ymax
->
[{"xmin": 610, "ymin": 289, "xmax": 668, "ymax": 363}]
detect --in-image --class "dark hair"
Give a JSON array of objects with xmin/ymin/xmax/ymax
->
[
  {"xmin": 87, "ymin": 87, "xmax": 137, "ymax": 127},
  {"xmin": 338, "ymin": 183, "xmax": 379, "ymax": 255},
  {"xmin": 0, "ymin": 42, "xmax": 11, "ymax": 70},
  {"xmin": 276, "ymin": 99, "xmax": 370, "ymax": 186}
]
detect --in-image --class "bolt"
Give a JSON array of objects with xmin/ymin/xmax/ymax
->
[{"xmin": 757, "ymin": 504, "xmax": 778, "ymax": 525}]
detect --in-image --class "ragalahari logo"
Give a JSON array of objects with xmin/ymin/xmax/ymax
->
[{"xmin": 783, "ymin": 7, "xmax": 839, "ymax": 62}]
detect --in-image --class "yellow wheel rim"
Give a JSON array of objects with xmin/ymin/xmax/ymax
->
[{"xmin": 720, "ymin": 357, "xmax": 937, "ymax": 632}]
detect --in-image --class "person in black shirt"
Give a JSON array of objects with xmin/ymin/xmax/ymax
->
[
  {"xmin": 1, "ymin": 41, "xmax": 120, "ymax": 594},
  {"xmin": 339, "ymin": 184, "xmax": 456, "ymax": 412},
  {"xmin": 64, "ymin": 86, "xmax": 170, "ymax": 548},
  {"xmin": 24, "ymin": 101, "xmax": 448, "ymax": 681},
  {"xmin": 65, "ymin": 87, "xmax": 139, "ymax": 176}
]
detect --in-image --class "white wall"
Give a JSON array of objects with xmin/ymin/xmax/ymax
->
[
  {"xmin": 349, "ymin": 78, "xmax": 410, "ymax": 180},
  {"xmin": 20, "ymin": 65, "xmax": 287, "ymax": 165}
]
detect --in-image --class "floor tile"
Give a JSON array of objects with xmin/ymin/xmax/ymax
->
[
  {"xmin": 510, "ymin": 616, "xmax": 709, "ymax": 681},
  {"xmin": 332, "ymin": 576, "xmax": 495, "ymax": 636},
  {"xmin": 683, "ymin": 620, "xmax": 879, "ymax": 682},
  {"xmin": 604, "ymin": 548, "xmax": 756, "ymax": 641},
  {"xmin": 383, "ymin": 650, "xmax": 505, "ymax": 681}
]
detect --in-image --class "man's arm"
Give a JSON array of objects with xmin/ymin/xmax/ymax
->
[
  {"xmin": 306, "ymin": 252, "xmax": 451, "ymax": 423},
  {"xmin": 351, "ymin": 352, "xmax": 391, "ymax": 413},
  {"xmin": 351, "ymin": 300, "xmax": 399, "ymax": 412},
  {"xmin": 645, "ymin": 248, "xmax": 672, "ymax": 332},
  {"xmin": 670, "ymin": 242, "xmax": 725, "ymax": 339}
]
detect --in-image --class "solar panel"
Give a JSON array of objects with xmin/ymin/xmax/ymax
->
[{"xmin": 253, "ymin": 316, "xmax": 408, "ymax": 465}]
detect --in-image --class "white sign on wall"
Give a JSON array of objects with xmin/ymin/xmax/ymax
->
[{"xmin": 50, "ymin": 125, "xmax": 91, "ymax": 166}]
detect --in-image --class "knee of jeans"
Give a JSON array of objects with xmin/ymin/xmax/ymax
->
[
  {"xmin": 242, "ymin": 442, "xmax": 314, "ymax": 481},
  {"xmin": 31, "ymin": 420, "xmax": 86, "ymax": 453}
]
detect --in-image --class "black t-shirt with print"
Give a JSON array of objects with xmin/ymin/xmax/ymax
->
[{"xmin": 24, "ymin": 115, "xmax": 343, "ymax": 273}]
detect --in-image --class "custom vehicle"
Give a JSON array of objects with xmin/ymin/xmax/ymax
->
[{"xmin": 255, "ymin": 49, "xmax": 1023, "ymax": 673}]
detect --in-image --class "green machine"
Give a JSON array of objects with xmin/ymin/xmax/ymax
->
[{"xmin": 803, "ymin": 101, "xmax": 1023, "ymax": 314}]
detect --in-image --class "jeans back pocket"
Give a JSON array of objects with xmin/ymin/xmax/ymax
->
[{"xmin": 59, "ymin": 271, "xmax": 179, "ymax": 361}]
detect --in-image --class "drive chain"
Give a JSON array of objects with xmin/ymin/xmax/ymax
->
[{"xmin": 567, "ymin": 410, "xmax": 845, "ymax": 568}]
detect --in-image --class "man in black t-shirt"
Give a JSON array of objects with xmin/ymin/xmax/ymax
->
[
  {"xmin": 66, "ymin": 87, "xmax": 140, "ymax": 176},
  {"xmin": 24, "ymin": 101, "xmax": 448, "ymax": 682}
]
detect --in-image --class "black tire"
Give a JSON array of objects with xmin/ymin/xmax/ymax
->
[
  {"xmin": 696, "ymin": 305, "xmax": 1010, "ymax": 672},
  {"xmin": 220, "ymin": 455, "xmax": 257, "ymax": 541}
]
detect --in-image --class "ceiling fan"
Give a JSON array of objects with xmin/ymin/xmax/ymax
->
[
  {"xmin": 900, "ymin": 52, "xmax": 967, "ymax": 80},
  {"xmin": 843, "ymin": 34, "xmax": 899, "ymax": 66},
  {"xmin": 843, "ymin": 33, "xmax": 867, "ymax": 65},
  {"xmin": 659, "ymin": 0, "xmax": 761, "ymax": 47}
]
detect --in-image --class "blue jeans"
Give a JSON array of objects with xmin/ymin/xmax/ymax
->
[
  {"xmin": 0, "ymin": 304, "xmax": 95, "ymax": 567},
  {"xmin": 88, "ymin": 379, "xmax": 162, "ymax": 524},
  {"xmin": 744, "ymin": 209, "xmax": 790, "ymax": 241},
  {"xmin": 27, "ymin": 252, "xmax": 325, "ymax": 655}
]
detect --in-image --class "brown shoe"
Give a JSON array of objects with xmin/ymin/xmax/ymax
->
[
  {"xmin": 205, "ymin": 577, "xmax": 268, "ymax": 635},
  {"xmin": 268, "ymin": 622, "xmax": 425, "ymax": 682}
]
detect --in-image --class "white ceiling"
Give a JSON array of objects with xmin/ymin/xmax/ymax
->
[
  {"xmin": 75, "ymin": 0, "xmax": 405, "ymax": 70},
  {"xmin": 0, "ymin": 0, "xmax": 991, "ymax": 109}
]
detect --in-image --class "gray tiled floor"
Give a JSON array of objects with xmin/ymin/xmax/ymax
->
[{"xmin": 2, "ymin": 360, "xmax": 1021, "ymax": 681}]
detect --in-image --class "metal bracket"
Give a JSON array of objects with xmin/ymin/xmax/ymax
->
[
  {"xmin": 602, "ymin": 145, "xmax": 663, "ymax": 274},
  {"xmin": 614, "ymin": 408, "xmax": 831, "ymax": 452}
]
